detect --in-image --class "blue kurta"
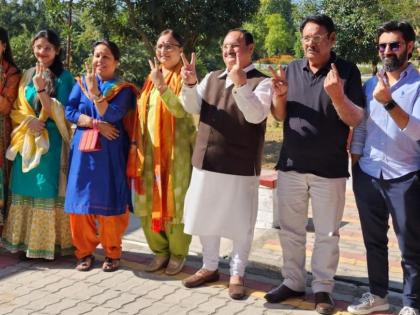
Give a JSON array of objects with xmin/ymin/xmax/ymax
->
[{"xmin": 64, "ymin": 76, "xmax": 135, "ymax": 216}]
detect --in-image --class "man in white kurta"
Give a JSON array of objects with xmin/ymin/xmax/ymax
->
[{"xmin": 179, "ymin": 28, "xmax": 272, "ymax": 299}]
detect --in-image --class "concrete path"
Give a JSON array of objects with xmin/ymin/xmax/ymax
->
[{"xmin": 0, "ymin": 173, "xmax": 404, "ymax": 314}]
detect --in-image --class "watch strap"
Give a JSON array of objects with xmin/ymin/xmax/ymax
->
[{"xmin": 384, "ymin": 99, "xmax": 397, "ymax": 111}]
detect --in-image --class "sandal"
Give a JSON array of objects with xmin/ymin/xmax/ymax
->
[
  {"xmin": 76, "ymin": 255, "xmax": 95, "ymax": 272},
  {"xmin": 102, "ymin": 257, "xmax": 120, "ymax": 272}
]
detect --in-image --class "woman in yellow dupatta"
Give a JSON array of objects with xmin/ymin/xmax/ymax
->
[
  {"xmin": 128, "ymin": 29, "xmax": 195, "ymax": 275},
  {"xmin": 0, "ymin": 27, "xmax": 20, "ymax": 235},
  {"xmin": 1, "ymin": 30, "xmax": 74, "ymax": 260}
]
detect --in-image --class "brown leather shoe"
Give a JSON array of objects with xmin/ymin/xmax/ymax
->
[
  {"xmin": 182, "ymin": 269, "xmax": 219, "ymax": 288},
  {"xmin": 315, "ymin": 292, "xmax": 335, "ymax": 315},
  {"xmin": 144, "ymin": 255, "xmax": 169, "ymax": 272},
  {"xmin": 165, "ymin": 256, "xmax": 186, "ymax": 275},
  {"xmin": 229, "ymin": 278, "xmax": 246, "ymax": 300}
]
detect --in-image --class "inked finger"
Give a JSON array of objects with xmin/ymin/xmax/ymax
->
[
  {"xmin": 331, "ymin": 63, "xmax": 339, "ymax": 74},
  {"xmin": 376, "ymin": 73, "xmax": 386, "ymax": 86},
  {"xmin": 148, "ymin": 59, "xmax": 154, "ymax": 70},
  {"xmin": 235, "ymin": 52, "xmax": 241, "ymax": 68}
]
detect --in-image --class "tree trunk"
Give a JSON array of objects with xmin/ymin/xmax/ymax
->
[
  {"xmin": 371, "ymin": 61, "xmax": 377, "ymax": 76},
  {"xmin": 65, "ymin": 0, "xmax": 73, "ymax": 69}
]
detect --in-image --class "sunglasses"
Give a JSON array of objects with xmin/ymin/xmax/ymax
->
[{"xmin": 377, "ymin": 41, "xmax": 402, "ymax": 53}]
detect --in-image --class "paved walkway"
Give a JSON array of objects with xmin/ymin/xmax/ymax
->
[{"xmin": 0, "ymin": 175, "xmax": 404, "ymax": 314}]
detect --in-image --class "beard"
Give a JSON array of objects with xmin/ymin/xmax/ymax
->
[{"xmin": 382, "ymin": 48, "xmax": 408, "ymax": 72}]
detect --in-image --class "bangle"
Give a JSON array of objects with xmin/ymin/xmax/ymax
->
[
  {"xmin": 92, "ymin": 119, "xmax": 99, "ymax": 129},
  {"xmin": 37, "ymin": 88, "xmax": 46, "ymax": 94},
  {"xmin": 92, "ymin": 93, "xmax": 102, "ymax": 102},
  {"xmin": 93, "ymin": 95, "xmax": 105, "ymax": 105}
]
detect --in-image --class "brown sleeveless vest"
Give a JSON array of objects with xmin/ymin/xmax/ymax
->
[{"xmin": 191, "ymin": 68, "xmax": 268, "ymax": 176}]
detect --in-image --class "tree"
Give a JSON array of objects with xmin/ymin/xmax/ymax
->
[
  {"xmin": 244, "ymin": 0, "xmax": 295, "ymax": 57},
  {"xmin": 380, "ymin": 0, "xmax": 420, "ymax": 62},
  {"xmin": 322, "ymin": 0, "xmax": 390, "ymax": 70},
  {"xmin": 264, "ymin": 14, "xmax": 293, "ymax": 56},
  {"xmin": 89, "ymin": 0, "xmax": 260, "ymax": 54},
  {"xmin": 83, "ymin": 0, "xmax": 260, "ymax": 79}
]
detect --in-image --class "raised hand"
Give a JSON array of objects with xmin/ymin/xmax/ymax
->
[
  {"xmin": 32, "ymin": 62, "xmax": 47, "ymax": 92},
  {"xmin": 324, "ymin": 63, "xmax": 344, "ymax": 101},
  {"xmin": 228, "ymin": 52, "xmax": 246, "ymax": 87},
  {"xmin": 85, "ymin": 61, "xmax": 99, "ymax": 99},
  {"xmin": 269, "ymin": 64, "xmax": 288, "ymax": 97},
  {"xmin": 148, "ymin": 57, "xmax": 166, "ymax": 91},
  {"xmin": 373, "ymin": 70, "xmax": 392, "ymax": 104},
  {"xmin": 181, "ymin": 52, "xmax": 197, "ymax": 85}
]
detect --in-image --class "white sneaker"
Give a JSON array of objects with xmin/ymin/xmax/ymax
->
[
  {"xmin": 347, "ymin": 292, "xmax": 390, "ymax": 315},
  {"xmin": 399, "ymin": 307, "xmax": 420, "ymax": 315}
]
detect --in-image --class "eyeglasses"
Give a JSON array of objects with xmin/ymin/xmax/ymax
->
[
  {"xmin": 155, "ymin": 43, "xmax": 180, "ymax": 51},
  {"xmin": 377, "ymin": 41, "xmax": 402, "ymax": 53},
  {"xmin": 221, "ymin": 44, "xmax": 241, "ymax": 51},
  {"xmin": 301, "ymin": 33, "xmax": 329, "ymax": 44}
]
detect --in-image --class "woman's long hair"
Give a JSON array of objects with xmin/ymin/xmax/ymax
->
[
  {"xmin": 0, "ymin": 27, "xmax": 18, "ymax": 69},
  {"xmin": 32, "ymin": 29, "xmax": 63, "ymax": 110},
  {"xmin": 32, "ymin": 29, "xmax": 64, "ymax": 77}
]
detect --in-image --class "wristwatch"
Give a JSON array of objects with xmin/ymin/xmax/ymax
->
[{"xmin": 384, "ymin": 99, "xmax": 397, "ymax": 111}]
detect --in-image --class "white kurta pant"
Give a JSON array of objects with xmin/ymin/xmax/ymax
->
[
  {"xmin": 276, "ymin": 170, "xmax": 346, "ymax": 293},
  {"xmin": 183, "ymin": 167, "xmax": 259, "ymax": 276}
]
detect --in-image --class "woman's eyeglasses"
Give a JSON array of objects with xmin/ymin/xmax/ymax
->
[
  {"xmin": 155, "ymin": 43, "xmax": 180, "ymax": 52},
  {"xmin": 377, "ymin": 41, "xmax": 402, "ymax": 53}
]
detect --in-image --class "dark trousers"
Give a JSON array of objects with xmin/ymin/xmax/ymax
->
[{"xmin": 353, "ymin": 163, "xmax": 420, "ymax": 308}]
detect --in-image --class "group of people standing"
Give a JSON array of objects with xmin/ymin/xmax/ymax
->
[{"xmin": 0, "ymin": 12, "xmax": 418, "ymax": 315}]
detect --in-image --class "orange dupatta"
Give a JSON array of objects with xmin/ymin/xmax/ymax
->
[{"xmin": 127, "ymin": 63, "xmax": 183, "ymax": 232}]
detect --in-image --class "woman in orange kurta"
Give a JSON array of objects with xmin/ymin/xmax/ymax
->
[{"xmin": 0, "ymin": 27, "xmax": 20, "ymax": 235}]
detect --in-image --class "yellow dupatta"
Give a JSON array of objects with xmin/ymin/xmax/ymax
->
[
  {"xmin": 128, "ymin": 63, "xmax": 183, "ymax": 232},
  {"xmin": 6, "ymin": 68, "xmax": 71, "ymax": 173}
]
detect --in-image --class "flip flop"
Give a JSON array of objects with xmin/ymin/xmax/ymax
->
[
  {"xmin": 102, "ymin": 257, "xmax": 120, "ymax": 272},
  {"xmin": 76, "ymin": 255, "xmax": 95, "ymax": 272}
]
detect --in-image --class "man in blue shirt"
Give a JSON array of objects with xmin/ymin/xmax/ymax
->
[{"xmin": 349, "ymin": 21, "xmax": 420, "ymax": 315}]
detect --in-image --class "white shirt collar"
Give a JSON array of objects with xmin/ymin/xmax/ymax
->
[{"xmin": 219, "ymin": 63, "xmax": 256, "ymax": 88}]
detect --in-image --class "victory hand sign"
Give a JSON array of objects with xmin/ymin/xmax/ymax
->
[
  {"xmin": 149, "ymin": 57, "xmax": 167, "ymax": 93},
  {"xmin": 269, "ymin": 64, "xmax": 288, "ymax": 97},
  {"xmin": 181, "ymin": 53, "xmax": 197, "ymax": 86},
  {"xmin": 85, "ymin": 61, "xmax": 100, "ymax": 99}
]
